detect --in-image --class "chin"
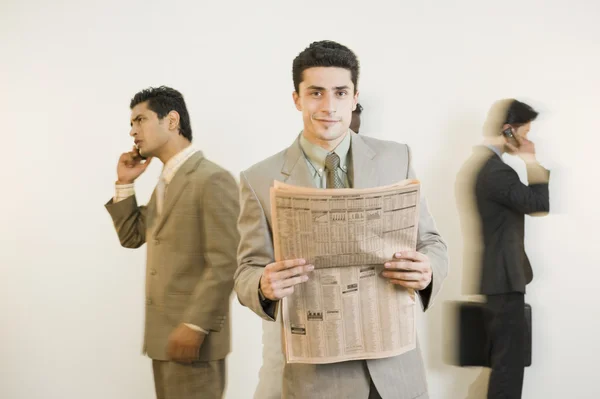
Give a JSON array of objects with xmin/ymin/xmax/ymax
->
[{"xmin": 318, "ymin": 128, "xmax": 347, "ymax": 141}]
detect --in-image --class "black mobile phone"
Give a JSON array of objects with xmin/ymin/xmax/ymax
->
[
  {"xmin": 135, "ymin": 146, "xmax": 147, "ymax": 160},
  {"xmin": 502, "ymin": 128, "xmax": 520, "ymax": 148}
]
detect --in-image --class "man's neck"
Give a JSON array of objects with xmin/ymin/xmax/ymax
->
[
  {"xmin": 156, "ymin": 137, "xmax": 192, "ymax": 164},
  {"xmin": 302, "ymin": 130, "xmax": 349, "ymax": 152}
]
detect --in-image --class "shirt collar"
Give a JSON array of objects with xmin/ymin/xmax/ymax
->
[
  {"xmin": 161, "ymin": 144, "xmax": 198, "ymax": 184},
  {"xmin": 299, "ymin": 131, "xmax": 352, "ymax": 177},
  {"xmin": 485, "ymin": 144, "xmax": 503, "ymax": 161}
]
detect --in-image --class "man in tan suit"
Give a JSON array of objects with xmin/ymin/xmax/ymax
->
[
  {"xmin": 105, "ymin": 86, "xmax": 239, "ymax": 399},
  {"xmin": 235, "ymin": 41, "xmax": 448, "ymax": 399}
]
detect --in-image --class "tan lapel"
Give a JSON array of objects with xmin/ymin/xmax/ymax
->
[
  {"xmin": 349, "ymin": 132, "xmax": 379, "ymax": 189},
  {"xmin": 153, "ymin": 151, "xmax": 204, "ymax": 235}
]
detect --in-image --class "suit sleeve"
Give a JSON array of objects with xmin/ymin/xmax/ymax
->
[
  {"xmin": 234, "ymin": 171, "xmax": 279, "ymax": 322},
  {"xmin": 105, "ymin": 195, "xmax": 148, "ymax": 249},
  {"xmin": 182, "ymin": 171, "xmax": 240, "ymax": 332},
  {"xmin": 406, "ymin": 145, "xmax": 449, "ymax": 311},
  {"xmin": 483, "ymin": 162, "xmax": 550, "ymax": 215}
]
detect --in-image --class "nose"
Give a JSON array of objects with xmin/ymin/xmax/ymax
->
[{"xmin": 321, "ymin": 92, "xmax": 336, "ymax": 115}]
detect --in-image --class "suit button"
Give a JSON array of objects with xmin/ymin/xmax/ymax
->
[
  {"xmin": 150, "ymin": 269, "xmax": 157, "ymax": 276},
  {"xmin": 146, "ymin": 299, "xmax": 152, "ymax": 305},
  {"xmin": 154, "ymin": 239, "xmax": 160, "ymax": 245}
]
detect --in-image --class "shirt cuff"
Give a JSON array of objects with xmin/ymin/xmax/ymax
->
[
  {"xmin": 184, "ymin": 323, "xmax": 208, "ymax": 335},
  {"xmin": 114, "ymin": 183, "xmax": 135, "ymax": 203}
]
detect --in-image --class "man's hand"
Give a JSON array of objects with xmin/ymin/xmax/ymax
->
[
  {"xmin": 260, "ymin": 259, "xmax": 314, "ymax": 301},
  {"xmin": 381, "ymin": 251, "xmax": 432, "ymax": 290},
  {"xmin": 116, "ymin": 145, "xmax": 152, "ymax": 184},
  {"xmin": 506, "ymin": 136, "xmax": 537, "ymax": 164},
  {"xmin": 166, "ymin": 324, "xmax": 205, "ymax": 364}
]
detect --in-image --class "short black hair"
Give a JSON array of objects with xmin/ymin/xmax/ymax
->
[
  {"xmin": 130, "ymin": 86, "xmax": 192, "ymax": 142},
  {"xmin": 353, "ymin": 103, "xmax": 363, "ymax": 114},
  {"xmin": 292, "ymin": 40, "xmax": 360, "ymax": 94},
  {"xmin": 505, "ymin": 100, "xmax": 539, "ymax": 126}
]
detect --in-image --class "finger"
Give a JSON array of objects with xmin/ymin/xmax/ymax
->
[
  {"xmin": 121, "ymin": 152, "xmax": 135, "ymax": 164},
  {"xmin": 514, "ymin": 134, "xmax": 524, "ymax": 145},
  {"xmin": 278, "ymin": 264, "xmax": 314, "ymax": 280},
  {"xmin": 270, "ymin": 258, "xmax": 307, "ymax": 272},
  {"xmin": 382, "ymin": 271, "xmax": 422, "ymax": 281},
  {"xmin": 384, "ymin": 260, "xmax": 416, "ymax": 271},
  {"xmin": 182, "ymin": 347, "xmax": 197, "ymax": 363},
  {"xmin": 389, "ymin": 279, "xmax": 425, "ymax": 290},
  {"xmin": 393, "ymin": 251, "xmax": 427, "ymax": 262},
  {"xmin": 139, "ymin": 156, "xmax": 152, "ymax": 169},
  {"xmin": 272, "ymin": 286, "xmax": 295, "ymax": 300},
  {"xmin": 166, "ymin": 343, "xmax": 176, "ymax": 359},
  {"xmin": 276, "ymin": 274, "xmax": 309, "ymax": 289},
  {"xmin": 130, "ymin": 150, "xmax": 144, "ymax": 162}
]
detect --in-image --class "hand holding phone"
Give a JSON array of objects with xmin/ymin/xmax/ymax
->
[
  {"xmin": 504, "ymin": 129, "xmax": 536, "ymax": 163},
  {"xmin": 116, "ymin": 145, "xmax": 152, "ymax": 184}
]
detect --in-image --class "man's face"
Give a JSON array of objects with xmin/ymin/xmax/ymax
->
[
  {"xmin": 504, "ymin": 122, "xmax": 531, "ymax": 154},
  {"xmin": 129, "ymin": 102, "xmax": 170, "ymax": 157},
  {"xmin": 293, "ymin": 67, "xmax": 358, "ymax": 144}
]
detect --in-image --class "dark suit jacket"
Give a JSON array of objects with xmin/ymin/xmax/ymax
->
[{"xmin": 456, "ymin": 146, "xmax": 549, "ymax": 295}]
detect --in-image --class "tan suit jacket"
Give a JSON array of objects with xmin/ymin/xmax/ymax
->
[
  {"xmin": 235, "ymin": 132, "xmax": 448, "ymax": 399},
  {"xmin": 106, "ymin": 151, "xmax": 240, "ymax": 362}
]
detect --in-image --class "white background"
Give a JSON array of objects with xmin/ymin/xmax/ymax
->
[{"xmin": 1, "ymin": 1, "xmax": 598, "ymax": 398}]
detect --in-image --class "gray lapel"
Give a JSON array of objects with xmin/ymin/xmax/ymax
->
[
  {"xmin": 153, "ymin": 151, "xmax": 204, "ymax": 235},
  {"xmin": 350, "ymin": 132, "xmax": 379, "ymax": 189},
  {"xmin": 280, "ymin": 135, "xmax": 314, "ymax": 188}
]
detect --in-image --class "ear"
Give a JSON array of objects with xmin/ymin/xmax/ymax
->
[
  {"xmin": 168, "ymin": 110, "xmax": 180, "ymax": 131},
  {"xmin": 352, "ymin": 90, "xmax": 360, "ymax": 111},
  {"xmin": 501, "ymin": 123, "xmax": 512, "ymax": 133},
  {"xmin": 292, "ymin": 91, "xmax": 302, "ymax": 111}
]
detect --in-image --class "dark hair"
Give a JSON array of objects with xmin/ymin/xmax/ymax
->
[
  {"xmin": 505, "ymin": 100, "xmax": 538, "ymax": 126},
  {"xmin": 292, "ymin": 40, "xmax": 360, "ymax": 94},
  {"xmin": 130, "ymin": 86, "xmax": 192, "ymax": 142},
  {"xmin": 353, "ymin": 103, "xmax": 363, "ymax": 114}
]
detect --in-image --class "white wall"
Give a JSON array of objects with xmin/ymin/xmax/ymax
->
[{"xmin": 1, "ymin": 1, "xmax": 598, "ymax": 398}]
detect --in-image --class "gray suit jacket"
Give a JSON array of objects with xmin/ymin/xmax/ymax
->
[
  {"xmin": 105, "ymin": 152, "xmax": 240, "ymax": 362},
  {"xmin": 235, "ymin": 133, "xmax": 448, "ymax": 399}
]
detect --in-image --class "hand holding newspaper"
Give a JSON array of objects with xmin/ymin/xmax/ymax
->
[{"xmin": 270, "ymin": 179, "xmax": 421, "ymax": 364}]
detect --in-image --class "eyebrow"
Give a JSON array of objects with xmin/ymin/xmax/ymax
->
[
  {"xmin": 306, "ymin": 85, "xmax": 351, "ymax": 91},
  {"xmin": 130, "ymin": 114, "xmax": 142, "ymax": 127}
]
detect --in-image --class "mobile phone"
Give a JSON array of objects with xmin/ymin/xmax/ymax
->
[
  {"xmin": 503, "ymin": 128, "xmax": 520, "ymax": 148},
  {"xmin": 135, "ymin": 146, "xmax": 147, "ymax": 160}
]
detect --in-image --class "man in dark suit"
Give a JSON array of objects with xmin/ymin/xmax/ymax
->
[
  {"xmin": 350, "ymin": 102, "xmax": 363, "ymax": 133},
  {"xmin": 455, "ymin": 98, "xmax": 550, "ymax": 398}
]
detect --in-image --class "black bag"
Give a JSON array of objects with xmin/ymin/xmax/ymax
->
[{"xmin": 451, "ymin": 301, "xmax": 531, "ymax": 367}]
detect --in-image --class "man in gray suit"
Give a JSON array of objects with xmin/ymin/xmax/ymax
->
[
  {"xmin": 235, "ymin": 41, "xmax": 448, "ymax": 399},
  {"xmin": 105, "ymin": 86, "xmax": 239, "ymax": 399}
]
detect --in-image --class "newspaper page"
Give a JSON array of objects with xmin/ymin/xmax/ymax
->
[{"xmin": 270, "ymin": 180, "xmax": 420, "ymax": 364}]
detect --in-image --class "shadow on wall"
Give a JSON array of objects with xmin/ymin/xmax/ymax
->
[{"xmin": 418, "ymin": 113, "xmax": 492, "ymax": 399}]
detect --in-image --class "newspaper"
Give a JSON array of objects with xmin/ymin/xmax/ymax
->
[{"xmin": 270, "ymin": 180, "xmax": 420, "ymax": 364}]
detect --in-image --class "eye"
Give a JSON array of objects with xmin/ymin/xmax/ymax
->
[
  {"xmin": 337, "ymin": 91, "xmax": 348, "ymax": 97},
  {"xmin": 311, "ymin": 91, "xmax": 322, "ymax": 97}
]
